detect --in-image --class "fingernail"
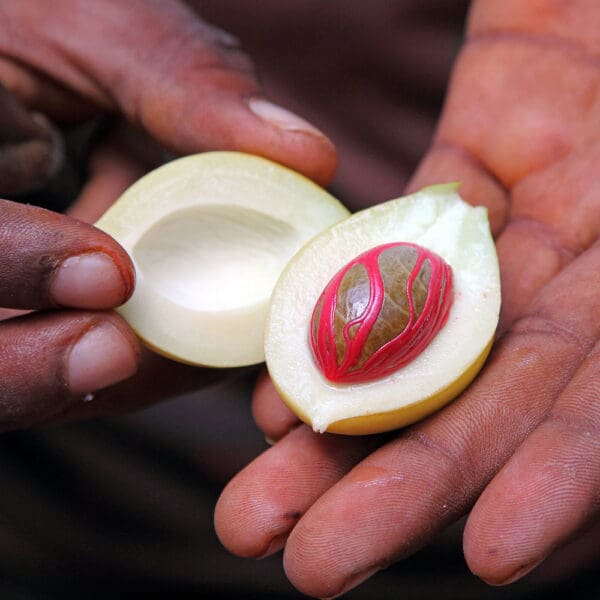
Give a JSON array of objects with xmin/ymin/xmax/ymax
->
[
  {"xmin": 67, "ymin": 322, "xmax": 138, "ymax": 395},
  {"xmin": 484, "ymin": 557, "xmax": 546, "ymax": 586},
  {"xmin": 324, "ymin": 566, "xmax": 381, "ymax": 599},
  {"xmin": 51, "ymin": 252, "xmax": 133, "ymax": 309},
  {"xmin": 256, "ymin": 533, "xmax": 287, "ymax": 559},
  {"xmin": 248, "ymin": 98, "xmax": 325, "ymax": 136}
]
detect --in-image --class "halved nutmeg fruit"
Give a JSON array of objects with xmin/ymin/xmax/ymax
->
[
  {"xmin": 95, "ymin": 152, "xmax": 349, "ymax": 367},
  {"xmin": 265, "ymin": 183, "xmax": 501, "ymax": 435}
]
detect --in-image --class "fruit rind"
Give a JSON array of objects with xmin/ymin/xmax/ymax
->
[{"xmin": 322, "ymin": 339, "xmax": 493, "ymax": 434}]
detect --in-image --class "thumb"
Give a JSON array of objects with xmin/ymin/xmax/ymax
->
[
  {"xmin": 3, "ymin": 0, "xmax": 336, "ymax": 185},
  {"xmin": 111, "ymin": 3, "xmax": 337, "ymax": 186}
]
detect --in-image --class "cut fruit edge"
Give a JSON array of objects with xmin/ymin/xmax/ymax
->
[
  {"xmin": 319, "ymin": 338, "xmax": 493, "ymax": 435},
  {"xmin": 264, "ymin": 183, "xmax": 501, "ymax": 434}
]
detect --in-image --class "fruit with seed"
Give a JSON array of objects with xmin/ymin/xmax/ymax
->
[{"xmin": 265, "ymin": 183, "xmax": 501, "ymax": 435}]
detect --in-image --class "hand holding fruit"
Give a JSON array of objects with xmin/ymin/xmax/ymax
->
[
  {"xmin": 215, "ymin": 1, "xmax": 600, "ymax": 597},
  {"xmin": 0, "ymin": 0, "xmax": 336, "ymax": 426}
]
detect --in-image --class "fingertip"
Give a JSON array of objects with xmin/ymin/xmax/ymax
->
[
  {"xmin": 50, "ymin": 251, "xmax": 135, "ymax": 309},
  {"xmin": 248, "ymin": 98, "xmax": 327, "ymax": 139},
  {"xmin": 65, "ymin": 313, "xmax": 141, "ymax": 396},
  {"xmin": 247, "ymin": 98, "xmax": 338, "ymax": 187},
  {"xmin": 462, "ymin": 471, "xmax": 548, "ymax": 587},
  {"xmin": 407, "ymin": 142, "xmax": 509, "ymax": 236},
  {"xmin": 168, "ymin": 93, "xmax": 338, "ymax": 187},
  {"xmin": 0, "ymin": 201, "xmax": 136, "ymax": 311},
  {"xmin": 252, "ymin": 370, "xmax": 300, "ymax": 441},
  {"xmin": 214, "ymin": 471, "xmax": 289, "ymax": 559}
]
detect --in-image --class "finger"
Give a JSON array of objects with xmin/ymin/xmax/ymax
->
[
  {"xmin": 278, "ymin": 242, "xmax": 600, "ymax": 598},
  {"xmin": 214, "ymin": 425, "xmax": 380, "ymax": 560},
  {"xmin": 2, "ymin": 0, "xmax": 337, "ymax": 185},
  {"xmin": 0, "ymin": 85, "xmax": 63, "ymax": 195},
  {"xmin": 0, "ymin": 310, "xmax": 139, "ymax": 430},
  {"xmin": 437, "ymin": 28, "xmax": 597, "ymax": 189},
  {"xmin": 109, "ymin": 4, "xmax": 338, "ymax": 186},
  {"xmin": 67, "ymin": 126, "xmax": 152, "ymax": 224},
  {"xmin": 495, "ymin": 146, "xmax": 600, "ymax": 328},
  {"xmin": 52, "ymin": 346, "xmax": 234, "ymax": 425},
  {"xmin": 0, "ymin": 57, "xmax": 102, "ymax": 124},
  {"xmin": 407, "ymin": 142, "xmax": 509, "ymax": 236},
  {"xmin": 0, "ymin": 199, "xmax": 134, "ymax": 309},
  {"xmin": 251, "ymin": 370, "xmax": 300, "ymax": 442},
  {"xmin": 404, "ymin": 144, "xmax": 600, "ymax": 334},
  {"xmin": 416, "ymin": 26, "xmax": 600, "ymax": 329},
  {"xmin": 464, "ymin": 339, "xmax": 600, "ymax": 585}
]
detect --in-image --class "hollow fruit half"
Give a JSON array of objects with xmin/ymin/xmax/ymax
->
[
  {"xmin": 95, "ymin": 152, "xmax": 349, "ymax": 367},
  {"xmin": 265, "ymin": 183, "xmax": 501, "ymax": 435}
]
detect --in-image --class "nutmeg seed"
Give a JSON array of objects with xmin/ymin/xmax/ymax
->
[{"xmin": 310, "ymin": 242, "xmax": 453, "ymax": 384}]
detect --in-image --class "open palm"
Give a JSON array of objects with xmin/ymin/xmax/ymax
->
[{"xmin": 215, "ymin": 2, "xmax": 600, "ymax": 597}]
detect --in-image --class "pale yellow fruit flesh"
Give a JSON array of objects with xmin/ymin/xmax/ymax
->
[
  {"xmin": 323, "ymin": 339, "xmax": 493, "ymax": 435},
  {"xmin": 95, "ymin": 152, "xmax": 349, "ymax": 367},
  {"xmin": 265, "ymin": 184, "xmax": 501, "ymax": 434}
]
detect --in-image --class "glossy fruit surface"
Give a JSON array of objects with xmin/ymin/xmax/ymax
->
[
  {"xmin": 95, "ymin": 152, "xmax": 349, "ymax": 367},
  {"xmin": 265, "ymin": 184, "xmax": 501, "ymax": 434},
  {"xmin": 310, "ymin": 241, "xmax": 454, "ymax": 384}
]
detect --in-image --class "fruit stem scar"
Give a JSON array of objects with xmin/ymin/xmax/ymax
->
[{"xmin": 310, "ymin": 242, "xmax": 454, "ymax": 384}]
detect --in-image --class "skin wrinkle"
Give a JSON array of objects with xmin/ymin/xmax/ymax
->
[
  {"xmin": 32, "ymin": 313, "xmax": 141, "ymax": 428},
  {"xmin": 431, "ymin": 307, "xmax": 592, "ymax": 503},
  {"xmin": 468, "ymin": 410, "xmax": 600, "ymax": 581},
  {"xmin": 0, "ymin": 201, "xmax": 134, "ymax": 310},
  {"xmin": 403, "ymin": 429, "xmax": 474, "ymax": 495},
  {"xmin": 545, "ymin": 387, "xmax": 600, "ymax": 444},
  {"xmin": 508, "ymin": 313, "xmax": 590, "ymax": 356},
  {"xmin": 504, "ymin": 218, "xmax": 579, "ymax": 259},
  {"xmin": 37, "ymin": 253, "xmax": 60, "ymax": 307},
  {"xmin": 546, "ymin": 341, "xmax": 600, "ymax": 438},
  {"xmin": 509, "ymin": 150, "xmax": 600, "ymax": 252},
  {"xmin": 0, "ymin": 318, "xmax": 73, "ymax": 430},
  {"xmin": 107, "ymin": 10, "xmax": 255, "ymax": 125}
]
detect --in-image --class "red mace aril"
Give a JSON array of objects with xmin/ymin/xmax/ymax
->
[{"xmin": 310, "ymin": 242, "xmax": 454, "ymax": 384}]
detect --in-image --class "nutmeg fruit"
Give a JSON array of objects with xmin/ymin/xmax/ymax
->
[{"xmin": 265, "ymin": 183, "xmax": 501, "ymax": 435}]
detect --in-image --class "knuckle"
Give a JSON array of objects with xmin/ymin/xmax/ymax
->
[{"xmin": 403, "ymin": 429, "xmax": 476, "ymax": 495}]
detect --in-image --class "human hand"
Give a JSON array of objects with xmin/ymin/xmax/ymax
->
[
  {"xmin": 214, "ymin": 1, "xmax": 600, "ymax": 596},
  {"xmin": 0, "ymin": 0, "xmax": 336, "ymax": 427},
  {"xmin": 0, "ymin": 0, "xmax": 335, "ymax": 186}
]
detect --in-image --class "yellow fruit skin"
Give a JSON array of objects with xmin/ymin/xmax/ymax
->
[{"xmin": 279, "ymin": 338, "xmax": 494, "ymax": 436}]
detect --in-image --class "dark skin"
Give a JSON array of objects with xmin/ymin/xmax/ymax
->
[
  {"xmin": 0, "ymin": 0, "xmax": 335, "ymax": 427},
  {"xmin": 215, "ymin": 0, "xmax": 600, "ymax": 597},
  {"xmin": 0, "ymin": 0, "xmax": 599, "ymax": 597}
]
